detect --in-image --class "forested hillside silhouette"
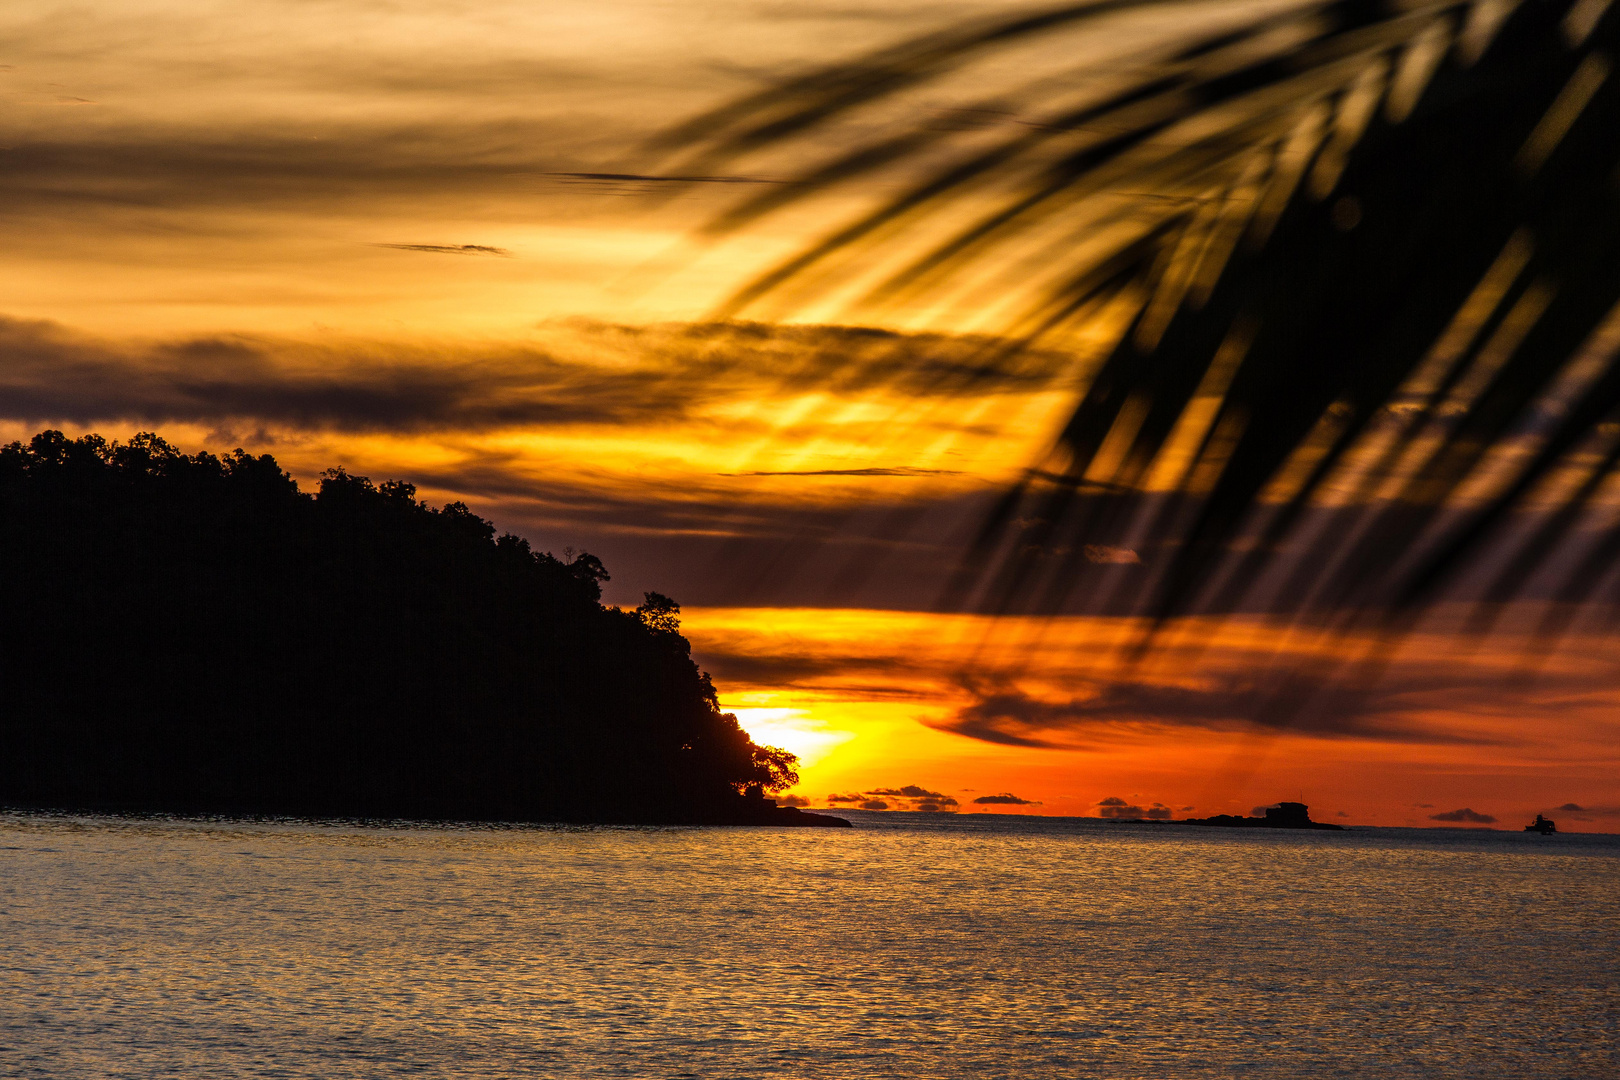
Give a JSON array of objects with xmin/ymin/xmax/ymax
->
[{"xmin": 0, "ymin": 430, "xmax": 839, "ymax": 825}]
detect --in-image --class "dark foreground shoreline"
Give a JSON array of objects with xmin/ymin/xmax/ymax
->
[{"xmin": 0, "ymin": 800, "xmax": 851, "ymax": 828}]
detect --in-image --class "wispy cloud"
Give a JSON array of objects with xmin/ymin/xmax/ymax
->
[
  {"xmin": 1097, "ymin": 797, "xmax": 1168, "ymax": 818},
  {"xmin": 549, "ymin": 171, "xmax": 781, "ymax": 187},
  {"xmin": 1548, "ymin": 802, "xmax": 1620, "ymax": 821},
  {"xmin": 0, "ymin": 318, "xmax": 652, "ymax": 431},
  {"xmin": 724, "ymin": 467, "xmax": 961, "ymax": 477},
  {"xmin": 822, "ymin": 784, "xmax": 961, "ymax": 811},
  {"xmin": 375, "ymin": 243, "xmax": 512, "ymax": 256},
  {"xmin": 931, "ymin": 674, "xmax": 1479, "ymax": 747},
  {"xmin": 0, "ymin": 316, "xmax": 1070, "ymax": 434},
  {"xmin": 1429, "ymin": 808, "xmax": 1496, "ymax": 824}
]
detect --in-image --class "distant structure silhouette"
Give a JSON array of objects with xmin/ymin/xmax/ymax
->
[
  {"xmin": 1525, "ymin": 814, "xmax": 1557, "ymax": 835},
  {"xmin": 1183, "ymin": 802, "xmax": 1345, "ymax": 831},
  {"xmin": 0, "ymin": 430, "xmax": 846, "ymax": 826}
]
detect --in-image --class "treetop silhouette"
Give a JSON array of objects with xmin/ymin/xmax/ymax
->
[{"xmin": 0, "ymin": 430, "xmax": 838, "ymax": 825}]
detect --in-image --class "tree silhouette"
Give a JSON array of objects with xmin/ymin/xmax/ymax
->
[
  {"xmin": 637, "ymin": 591, "xmax": 685, "ymax": 635},
  {"xmin": 0, "ymin": 430, "xmax": 842, "ymax": 826}
]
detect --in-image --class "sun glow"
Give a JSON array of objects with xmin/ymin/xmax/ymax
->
[
  {"xmin": 725, "ymin": 707, "xmax": 855, "ymax": 770},
  {"xmin": 687, "ymin": 606, "xmax": 1620, "ymax": 828}
]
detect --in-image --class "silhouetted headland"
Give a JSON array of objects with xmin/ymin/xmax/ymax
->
[
  {"xmin": 0, "ymin": 430, "xmax": 847, "ymax": 827},
  {"xmin": 1183, "ymin": 803, "xmax": 1345, "ymax": 831}
]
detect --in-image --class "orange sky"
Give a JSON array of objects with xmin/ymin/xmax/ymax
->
[
  {"xmin": 689, "ymin": 606, "xmax": 1620, "ymax": 829},
  {"xmin": 3, "ymin": 0, "xmax": 1617, "ymax": 830}
]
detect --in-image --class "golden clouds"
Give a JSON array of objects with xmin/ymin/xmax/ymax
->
[
  {"xmin": 0, "ymin": 0, "xmax": 1006, "ymax": 337},
  {"xmin": 0, "ymin": 314, "xmax": 1075, "ymax": 505},
  {"xmin": 0, "ymin": 313, "xmax": 1085, "ymax": 618},
  {"xmin": 695, "ymin": 604, "xmax": 1620, "ymax": 826}
]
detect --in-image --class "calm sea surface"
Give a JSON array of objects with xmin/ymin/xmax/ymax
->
[{"xmin": 2, "ymin": 810, "xmax": 1616, "ymax": 1079}]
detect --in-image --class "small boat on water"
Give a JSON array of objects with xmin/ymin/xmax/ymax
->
[{"xmin": 1525, "ymin": 815, "xmax": 1557, "ymax": 835}]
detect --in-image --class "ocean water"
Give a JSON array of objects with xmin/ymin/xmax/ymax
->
[{"xmin": 2, "ymin": 810, "xmax": 1615, "ymax": 1079}]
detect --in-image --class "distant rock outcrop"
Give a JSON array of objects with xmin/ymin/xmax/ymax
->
[{"xmin": 1183, "ymin": 802, "xmax": 1345, "ymax": 830}]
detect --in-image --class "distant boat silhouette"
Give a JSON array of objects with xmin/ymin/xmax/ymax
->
[{"xmin": 1524, "ymin": 815, "xmax": 1558, "ymax": 835}]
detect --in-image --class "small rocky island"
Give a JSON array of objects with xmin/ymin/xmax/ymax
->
[{"xmin": 1184, "ymin": 802, "xmax": 1345, "ymax": 830}]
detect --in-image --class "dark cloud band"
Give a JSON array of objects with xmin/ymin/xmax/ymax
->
[{"xmin": 0, "ymin": 316, "xmax": 1072, "ymax": 434}]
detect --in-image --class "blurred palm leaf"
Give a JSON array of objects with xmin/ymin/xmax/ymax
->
[{"xmin": 657, "ymin": 0, "xmax": 1620, "ymax": 648}]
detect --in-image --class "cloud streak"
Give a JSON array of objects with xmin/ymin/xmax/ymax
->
[
  {"xmin": 1097, "ymin": 797, "xmax": 1169, "ymax": 819},
  {"xmin": 932, "ymin": 668, "xmax": 1534, "ymax": 748},
  {"xmin": 1549, "ymin": 803, "xmax": 1620, "ymax": 820},
  {"xmin": 724, "ymin": 467, "xmax": 961, "ymax": 477},
  {"xmin": 0, "ymin": 316, "xmax": 1073, "ymax": 435},
  {"xmin": 375, "ymin": 244, "xmax": 512, "ymax": 256},
  {"xmin": 825, "ymin": 784, "xmax": 960, "ymax": 811},
  {"xmin": 1429, "ymin": 808, "xmax": 1497, "ymax": 824}
]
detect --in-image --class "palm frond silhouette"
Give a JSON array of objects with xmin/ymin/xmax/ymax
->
[{"xmin": 659, "ymin": 0, "xmax": 1620, "ymax": 652}]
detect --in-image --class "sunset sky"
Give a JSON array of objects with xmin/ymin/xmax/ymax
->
[{"xmin": 5, "ymin": 0, "xmax": 1617, "ymax": 828}]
